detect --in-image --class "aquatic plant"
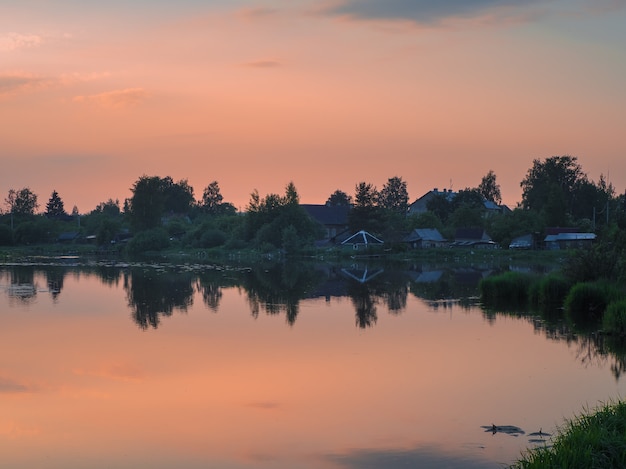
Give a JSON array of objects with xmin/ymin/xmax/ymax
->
[
  {"xmin": 511, "ymin": 400, "xmax": 626, "ymax": 469},
  {"xmin": 603, "ymin": 300, "xmax": 626, "ymax": 336}
]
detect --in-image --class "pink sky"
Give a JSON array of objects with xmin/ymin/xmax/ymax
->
[{"xmin": 1, "ymin": 1, "xmax": 625, "ymax": 213}]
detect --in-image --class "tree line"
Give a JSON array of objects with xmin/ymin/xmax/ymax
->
[{"xmin": 1, "ymin": 155, "xmax": 624, "ymax": 253}]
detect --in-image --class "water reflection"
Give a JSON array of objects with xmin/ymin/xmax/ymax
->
[
  {"xmin": 1, "ymin": 260, "xmax": 625, "ymax": 469},
  {"xmin": 124, "ymin": 268, "xmax": 195, "ymax": 329},
  {"xmin": 2, "ymin": 261, "xmax": 626, "ymax": 381}
]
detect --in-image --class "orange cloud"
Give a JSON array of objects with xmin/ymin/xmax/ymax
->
[
  {"xmin": 0, "ymin": 72, "xmax": 45, "ymax": 96},
  {"xmin": 0, "ymin": 32, "xmax": 43, "ymax": 51},
  {"xmin": 73, "ymin": 88, "xmax": 149, "ymax": 108},
  {"xmin": 242, "ymin": 59, "xmax": 283, "ymax": 68}
]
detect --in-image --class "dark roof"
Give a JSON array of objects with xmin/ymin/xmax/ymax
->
[
  {"xmin": 545, "ymin": 227, "xmax": 579, "ymax": 235},
  {"xmin": 454, "ymin": 228, "xmax": 491, "ymax": 241},
  {"xmin": 301, "ymin": 204, "xmax": 349, "ymax": 225},
  {"xmin": 58, "ymin": 232, "xmax": 79, "ymax": 241},
  {"xmin": 404, "ymin": 228, "xmax": 446, "ymax": 243}
]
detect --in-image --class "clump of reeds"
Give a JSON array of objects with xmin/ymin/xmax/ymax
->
[
  {"xmin": 603, "ymin": 300, "xmax": 626, "ymax": 336},
  {"xmin": 529, "ymin": 273, "xmax": 571, "ymax": 311},
  {"xmin": 479, "ymin": 271, "xmax": 535, "ymax": 310},
  {"xmin": 564, "ymin": 280, "xmax": 624, "ymax": 323},
  {"xmin": 511, "ymin": 400, "xmax": 626, "ymax": 468}
]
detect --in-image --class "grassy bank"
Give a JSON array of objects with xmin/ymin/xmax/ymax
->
[
  {"xmin": 480, "ymin": 270, "xmax": 626, "ymax": 333},
  {"xmin": 511, "ymin": 400, "xmax": 626, "ymax": 468}
]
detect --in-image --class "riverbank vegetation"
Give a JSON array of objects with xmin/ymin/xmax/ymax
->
[
  {"xmin": 0, "ymin": 156, "xmax": 624, "ymax": 261},
  {"xmin": 511, "ymin": 400, "xmax": 626, "ymax": 469}
]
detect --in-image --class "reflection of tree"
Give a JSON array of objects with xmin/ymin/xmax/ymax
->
[
  {"xmin": 376, "ymin": 269, "xmax": 408, "ymax": 314},
  {"xmin": 241, "ymin": 261, "xmax": 324, "ymax": 326},
  {"xmin": 482, "ymin": 303, "xmax": 626, "ymax": 382},
  {"xmin": 125, "ymin": 269, "xmax": 194, "ymax": 329},
  {"xmin": 43, "ymin": 266, "xmax": 66, "ymax": 300},
  {"xmin": 347, "ymin": 282, "xmax": 378, "ymax": 328},
  {"xmin": 195, "ymin": 270, "xmax": 239, "ymax": 312},
  {"xmin": 92, "ymin": 266, "xmax": 124, "ymax": 287},
  {"xmin": 7, "ymin": 266, "xmax": 37, "ymax": 304}
]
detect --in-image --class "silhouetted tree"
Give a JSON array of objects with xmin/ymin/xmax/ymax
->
[
  {"xmin": 379, "ymin": 176, "xmax": 409, "ymax": 214},
  {"xmin": 478, "ymin": 170, "xmax": 501, "ymax": 205},
  {"xmin": 326, "ymin": 189, "xmax": 352, "ymax": 207},
  {"xmin": 348, "ymin": 182, "xmax": 383, "ymax": 232},
  {"xmin": 520, "ymin": 155, "xmax": 586, "ymax": 219},
  {"xmin": 5, "ymin": 188, "xmax": 38, "ymax": 216},
  {"xmin": 45, "ymin": 190, "xmax": 67, "ymax": 218}
]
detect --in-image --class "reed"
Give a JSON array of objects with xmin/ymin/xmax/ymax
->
[
  {"xmin": 564, "ymin": 280, "xmax": 624, "ymax": 323},
  {"xmin": 511, "ymin": 400, "xmax": 626, "ymax": 469},
  {"xmin": 479, "ymin": 271, "xmax": 535, "ymax": 309},
  {"xmin": 603, "ymin": 300, "xmax": 626, "ymax": 336},
  {"xmin": 529, "ymin": 273, "xmax": 571, "ymax": 311}
]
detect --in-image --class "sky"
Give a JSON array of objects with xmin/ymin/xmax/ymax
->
[{"xmin": 1, "ymin": 0, "xmax": 625, "ymax": 213}]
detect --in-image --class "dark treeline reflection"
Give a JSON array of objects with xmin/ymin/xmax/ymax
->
[
  {"xmin": 124, "ymin": 268, "xmax": 195, "ymax": 329},
  {"xmin": 3, "ymin": 261, "xmax": 626, "ymax": 380}
]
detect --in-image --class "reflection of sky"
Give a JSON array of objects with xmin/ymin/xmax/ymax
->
[{"xmin": 0, "ymin": 269, "xmax": 625, "ymax": 468}]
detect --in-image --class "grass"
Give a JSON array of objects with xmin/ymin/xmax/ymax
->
[
  {"xmin": 479, "ymin": 271, "xmax": 537, "ymax": 310},
  {"xmin": 511, "ymin": 400, "xmax": 626, "ymax": 469}
]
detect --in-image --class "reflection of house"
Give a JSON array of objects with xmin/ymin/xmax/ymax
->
[
  {"xmin": 341, "ymin": 230, "xmax": 384, "ymax": 250},
  {"xmin": 544, "ymin": 232, "xmax": 596, "ymax": 250},
  {"xmin": 404, "ymin": 228, "xmax": 447, "ymax": 249},
  {"xmin": 341, "ymin": 266, "xmax": 384, "ymax": 283},
  {"xmin": 451, "ymin": 228, "xmax": 497, "ymax": 249},
  {"xmin": 301, "ymin": 204, "xmax": 350, "ymax": 241}
]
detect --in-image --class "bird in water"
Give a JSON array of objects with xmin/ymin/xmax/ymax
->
[{"xmin": 528, "ymin": 428, "xmax": 551, "ymax": 437}]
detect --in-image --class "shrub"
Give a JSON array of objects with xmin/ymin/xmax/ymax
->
[
  {"xmin": 126, "ymin": 228, "xmax": 170, "ymax": 255},
  {"xmin": 479, "ymin": 271, "xmax": 534, "ymax": 310},
  {"xmin": 564, "ymin": 281, "xmax": 623, "ymax": 323},
  {"xmin": 14, "ymin": 220, "xmax": 50, "ymax": 244},
  {"xmin": 532, "ymin": 273, "xmax": 571, "ymax": 311},
  {"xmin": 0, "ymin": 224, "xmax": 13, "ymax": 245},
  {"xmin": 199, "ymin": 229, "xmax": 226, "ymax": 248},
  {"xmin": 603, "ymin": 300, "xmax": 626, "ymax": 336}
]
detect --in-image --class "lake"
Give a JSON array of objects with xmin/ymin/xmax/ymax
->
[{"xmin": 1, "ymin": 259, "xmax": 624, "ymax": 469}]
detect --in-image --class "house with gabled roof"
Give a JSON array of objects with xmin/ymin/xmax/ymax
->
[
  {"xmin": 544, "ymin": 231, "xmax": 596, "ymax": 250},
  {"xmin": 408, "ymin": 188, "xmax": 456, "ymax": 215},
  {"xmin": 404, "ymin": 228, "xmax": 448, "ymax": 249},
  {"xmin": 301, "ymin": 204, "xmax": 350, "ymax": 241},
  {"xmin": 407, "ymin": 188, "xmax": 505, "ymax": 217},
  {"xmin": 451, "ymin": 228, "xmax": 497, "ymax": 249}
]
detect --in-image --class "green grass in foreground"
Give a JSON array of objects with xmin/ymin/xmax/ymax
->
[{"xmin": 511, "ymin": 400, "xmax": 626, "ymax": 468}]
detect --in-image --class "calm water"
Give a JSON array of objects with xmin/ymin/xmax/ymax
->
[{"xmin": 1, "ymin": 261, "xmax": 625, "ymax": 469}]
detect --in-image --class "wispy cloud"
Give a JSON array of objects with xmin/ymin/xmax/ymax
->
[
  {"xmin": 73, "ymin": 362, "xmax": 145, "ymax": 382},
  {"xmin": 73, "ymin": 88, "xmax": 149, "ymax": 108},
  {"xmin": 0, "ymin": 32, "xmax": 43, "ymax": 51},
  {"xmin": 237, "ymin": 6, "xmax": 280, "ymax": 19},
  {"xmin": 316, "ymin": 0, "xmax": 557, "ymax": 26},
  {"xmin": 0, "ymin": 376, "xmax": 31, "ymax": 394},
  {"xmin": 241, "ymin": 59, "xmax": 283, "ymax": 68},
  {"xmin": 0, "ymin": 73, "xmax": 45, "ymax": 96}
]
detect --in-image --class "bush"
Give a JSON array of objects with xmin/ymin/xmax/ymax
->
[
  {"xmin": 530, "ymin": 273, "xmax": 571, "ymax": 311},
  {"xmin": 126, "ymin": 228, "xmax": 170, "ymax": 255},
  {"xmin": 479, "ymin": 271, "xmax": 534, "ymax": 309},
  {"xmin": 564, "ymin": 281, "xmax": 623, "ymax": 323},
  {"xmin": 603, "ymin": 300, "xmax": 626, "ymax": 336},
  {"xmin": 14, "ymin": 220, "xmax": 50, "ymax": 244},
  {"xmin": 0, "ymin": 224, "xmax": 13, "ymax": 245},
  {"xmin": 199, "ymin": 229, "xmax": 226, "ymax": 248}
]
